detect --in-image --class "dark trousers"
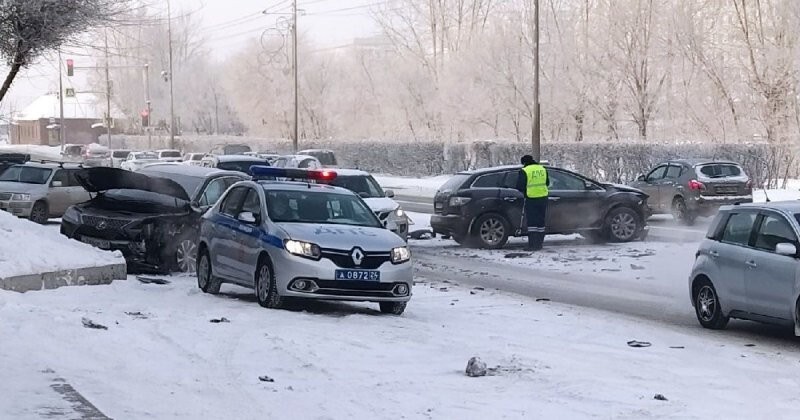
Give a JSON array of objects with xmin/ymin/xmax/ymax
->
[{"xmin": 525, "ymin": 197, "xmax": 548, "ymax": 250}]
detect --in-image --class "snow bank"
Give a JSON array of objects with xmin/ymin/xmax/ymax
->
[
  {"xmin": 0, "ymin": 144, "xmax": 63, "ymax": 161},
  {"xmin": 1, "ymin": 272, "xmax": 798, "ymax": 418},
  {"xmin": 374, "ymin": 174, "xmax": 448, "ymax": 198},
  {"xmin": 754, "ymin": 188, "xmax": 800, "ymax": 203},
  {"xmin": 0, "ymin": 211, "xmax": 124, "ymax": 278}
]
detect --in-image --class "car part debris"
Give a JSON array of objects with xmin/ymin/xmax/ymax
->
[
  {"xmin": 465, "ymin": 357, "xmax": 487, "ymax": 377},
  {"xmin": 137, "ymin": 276, "xmax": 171, "ymax": 285},
  {"xmin": 258, "ymin": 375, "xmax": 275, "ymax": 383},
  {"xmin": 81, "ymin": 317, "xmax": 108, "ymax": 330},
  {"xmin": 653, "ymin": 394, "xmax": 668, "ymax": 401},
  {"xmin": 210, "ymin": 317, "xmax": 230, "ymax": 323},
  {"xmin": 627, "ymin": 340, "xmax": 651, "ymax": 348}
]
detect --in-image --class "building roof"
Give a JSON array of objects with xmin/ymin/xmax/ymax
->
[{"xmin": 12, "ymin": 93, "xmax": 123, "ymax": 121}]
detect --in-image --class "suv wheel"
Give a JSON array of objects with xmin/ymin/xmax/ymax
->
[
  {"xmin": 472, "ymin": 214, "xmax": 510, "ymax": 249},
  {"xmin": 672, "ymin": 197, "xmax": 696, "ymax": 225},
  {"xmin": 174, "ymin": 234, "xmax": 198, "ymax": 273},
  {"xmin": 29, "ymin": 201, "xmax": 48, "ymax": 224},
  {"xmin": 197, "ymin": 250, "xmax": 221, "ymax": 294},
  {"xmin": 379, "ymin": 301, "xmax": 407, "ymax": 315},
  {"xmin": 603, "ymin": 207, "xmax": 641, "ymax": 242},
  {"xmin": 256, "ymin": 258, "xmax": 285, "ymax": 309},
  {"xmin": 693, "ymin": 279, "xmax": 729, "ymax": 329}
]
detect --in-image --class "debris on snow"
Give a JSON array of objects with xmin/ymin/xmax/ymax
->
[
  {"xmin": 744, "ymin": 344, "xmax": 756, "ymax": 347},
  {"xmin": 669, "ymin": 346, "xmax": 685, "ymax": 349},
  {"xmin": 504, "ymin": 252, "xmax": 530, "ymax": 259},
  {"xmin": 627, "ymin": 340, "xmax": 651, "ymax": 348},
  {"xmin": 81, "ymin": 317, "xmax": 108, "ymax": 330},
  {"xmin": 137, "ymin": 276, "xmax": 171, "ymax": 285},
  {"xmin": 409, "ymin": 229, "xmax": 433, "ymax": 240},
  {"xmin": 630, "ymin": 264, "xmax": 646, "ymax": 270},
  {"xmin": 210, "ymin": 317, "xmax": 230, "ymax": 324},
  {"xmin": 536, "ymin": 298, "xmax": 551, "ymax": 302},
  {"xmin": 125, "ymin": 311, "xmax": 149, "ymax": 319},
  {"xmin": 653, "ymin": 394, "xmax": 668, "ymax": 401},
  {"xmin": 258, "ymin": 375, "xmax": 275, "ymax": 383},
  {"xmin": 473, "ymin": 287, "xmax": 485, "ymax": 291},
  {"xmin": 465, "ymin": 357, "xmax": 488, "ymax": 377}
]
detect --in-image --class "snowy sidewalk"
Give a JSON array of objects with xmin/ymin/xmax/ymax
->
[{"xmin": 2, "ymin": 273, "xmax": 800, "ymax": 419}]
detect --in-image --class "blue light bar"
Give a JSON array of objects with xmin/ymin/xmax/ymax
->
[{"xmin": 250, "ymin": 165, "xmax": 337, "ymax": 182}]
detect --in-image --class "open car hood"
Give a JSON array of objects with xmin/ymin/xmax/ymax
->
[{"xmin": 75, "ymin": 167, "xmax": 190, "ymax": 201}]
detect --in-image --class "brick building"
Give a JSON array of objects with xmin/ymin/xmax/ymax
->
[{"xmin": 9, "ymin": 93, "xmax": 122, "ymax": 145}]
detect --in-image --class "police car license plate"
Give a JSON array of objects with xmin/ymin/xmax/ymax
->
[{"xmin": 335, "ymin": 269, "xmax": 380, "ymax": 281}]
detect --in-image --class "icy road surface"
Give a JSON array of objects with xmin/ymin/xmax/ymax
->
[{"xmin": 2, "ymin": 274, "xmax": 800, "ymax": 419}]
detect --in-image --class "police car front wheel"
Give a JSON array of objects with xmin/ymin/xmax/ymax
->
[
  {"xmin": 197, "ymin": 250, "xmax": 221, "ymax": 294},
  {"xmin": 379, "ymin": 301, "xmax": 407, "ymax": 315},
  {"xmin": 256, "ymin": 259, "xmax": 286, "ymax": 309}
]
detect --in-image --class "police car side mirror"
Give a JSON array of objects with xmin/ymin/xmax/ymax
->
[
  {"xmin": 384, "ymin": 189, "xmax": 395, "ymax": 198},
  {"xmin": 238, "ymin": 211, "xmax": 258, "ymax": 225}
]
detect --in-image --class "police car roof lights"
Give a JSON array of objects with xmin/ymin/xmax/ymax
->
[{"xmin": 250, "ymin": 165, "xmax": 337, "ymax": 182}]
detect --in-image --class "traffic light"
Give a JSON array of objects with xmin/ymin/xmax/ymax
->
[
  {"xmin": 66, "ymin": 59, "xmax": 74, "ymax": 76},
  {"xmin": 140, "ymin": 109, "xmax": 149, "ymax": 127}
]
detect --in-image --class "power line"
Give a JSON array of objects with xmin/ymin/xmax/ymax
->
[{"xmin": 304, "ymin": 1, "xmax": 389, "ymax": 15}]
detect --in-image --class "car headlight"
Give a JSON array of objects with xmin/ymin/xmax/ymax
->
[
  {"xmin": 11, "ymin": 193, "xmax": 31, "ymax": 201},
  {"xmin": 285, "ymin": 239, "xmax": 321, "ymax": 260},
  {"xmin": 395, "ymin": 208, "xmax": 405, "ymax": 218},
  {"xmin": 449, "ymin": 196, "xmax": 471, "ymax": 206},
  {"xmin": 391, "ymin": 246, "xmax": 411, "ymax": 264},
  {"xmin": 63, "ymin": 206, "xmax": 82, "ymax": 223}
]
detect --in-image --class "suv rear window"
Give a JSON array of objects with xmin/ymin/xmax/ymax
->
[
  {"xmin": 440, "ymin": 174, "xmax": 471, "ymax": 192},
  {"xmin": 698, "ymin": 164, "xmax": 742, "ymax": 178}
]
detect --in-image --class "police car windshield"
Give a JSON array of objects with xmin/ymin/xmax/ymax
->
[{"xmin": 266, "ymin": 190, "xmax": 381, "ymax": 227}]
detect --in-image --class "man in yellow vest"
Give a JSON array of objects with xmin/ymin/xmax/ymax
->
[{"xmin": 516, "ymin": 155, "xmax": 549, "ymax": 250}]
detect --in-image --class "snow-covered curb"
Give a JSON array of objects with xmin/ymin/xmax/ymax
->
[
  {"xmin": 0, "ymin": 264, "xmax": 126, "ymax": 293},
  {"xmin": 0, "ymin": 210, "xmax": 126, "ymax": 282}
]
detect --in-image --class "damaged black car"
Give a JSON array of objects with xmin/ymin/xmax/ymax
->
[{"xmin": 61, "ymin": 165, "xmax": 247, "ymax": 273}]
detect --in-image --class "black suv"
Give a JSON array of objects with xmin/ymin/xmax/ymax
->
[
  {"xmin": 431, "ymin": 165, "xmax": 650, "ymax": 248},
  {"xmin": 0, "ymin": 152, "xmax": 30, "ymax": 175},
  {"xmin": 61, "ymin": 164, "xmax": 247, "ymax": 273}
]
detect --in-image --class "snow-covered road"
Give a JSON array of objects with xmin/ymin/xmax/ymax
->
[{"xmin": 3, "ymin": 273, "xmax": 800, "ymax": 419}]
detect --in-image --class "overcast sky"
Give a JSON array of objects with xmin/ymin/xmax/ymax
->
[{"xmin": 2, "ymin": 0, "xmax": 377, "ymax": 113}]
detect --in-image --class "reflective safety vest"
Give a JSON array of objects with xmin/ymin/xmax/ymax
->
[{"xmin": 523, "ymin": 164, "xmax": 549, "ymax": 198}]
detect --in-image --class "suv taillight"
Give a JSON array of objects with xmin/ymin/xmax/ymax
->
[
  {"xmin": 688, "ymin": 179, "xmax": 705, "ymax": 191},
  {"xmin": 745, "ymin": 179, "xmax": 753, "ymax": 190}
]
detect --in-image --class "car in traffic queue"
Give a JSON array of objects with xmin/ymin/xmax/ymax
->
[
  {"xmin": 0, "ymin": 161, "xmax": 92, "ymax": 224},
  {"xmin": 272, "ymin": 154, "xmax": 323, "ymax": 170},
  {"xmin": 109, "ymin": 149, "xmax": 132, "ymax": 168},
  {"xmin": 297, "ymin": 149, "xmax": 338, "ymax": 168},
  {"xmin": 61, "ymin": 164, "xmax": 247, "ymax": 273},
  {"xmin": 0, "ymin": 152, "xmax": 30, "ymax": 176},
  {"xmin": 156, "ymin": 149, "xmax": 183, "ymax": 163},
  {"xmin": 324, "ymin": 168, "xmax": 411, "ymax": 241},
  {"xmin": 82, "ymin": 144, "xmax": 111, "ymax": 167},
  {"xmin": 196, "ymin": 166, "xmax": 413, "ymax": 314},
  {"xmin": 183, "ymin": 153, "xmax": 208, "ymax": 166},
  {"xmin": 199, "ymin": 154, "xmax": 271, "ymax": 175},
  {"xmin": 631, "ymin": 159, "xmax": 753, "ymax": 225},
  {"xmin": 690, "ymin": 202, "xmax": 800, "ymax": 335},
  {"xmin": 210, "ymin": 143, "xmax": 252, "ymax": 156},
  {"xmin": 431, "ymin": 165, "xmax": 650, "ymax": 248},
  {"xmin": 120, "ymin": 151, "xmax": 160, "ymax": 171},
  {"xmin": 244, "ymin": 151, "xmax": 281, "ymax": 164}
]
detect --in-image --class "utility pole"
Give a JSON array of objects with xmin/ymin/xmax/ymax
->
[
  {"xmin": 292, "ymin": 0, "xmax": 299, "ymax": 153},
  {"xmin": 531, "ymin": 0, "xmax": 541, "ymax": 161},
  {"xmin": 104, "ymin": 31, "xmax": 112, "ymax": 148},
  {"xmin": 167, "ymin": 0, "xmax": 176, "ymax": 150},
  {"xmin": 144, "ymin": 63, "xmax": 152, "ymax": 149},
  {"xmin": 57, "ymin": 50, "xmax": 65, "ymax": 151}
]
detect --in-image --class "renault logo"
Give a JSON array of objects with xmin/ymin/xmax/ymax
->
[
  {"xmin": 96, "ymin": 220, "xmax": 107, "ymax": 230},
  {"xmin": 351, "ymin": 247, "xmax": 364, "ymax": 266}
]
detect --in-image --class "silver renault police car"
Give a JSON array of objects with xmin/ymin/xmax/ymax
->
[{"xmin": 196, "ymin": 167, "xmax": 413, "ymax": 314}]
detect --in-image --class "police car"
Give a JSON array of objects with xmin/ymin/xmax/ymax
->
[{"xmin": 196, "ymin": 167, "xmax": 413, "ymax": 314}]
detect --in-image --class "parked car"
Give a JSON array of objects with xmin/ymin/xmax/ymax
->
[
  {"xmin": 298, "ymin": 149, "xmax": 337, "ymax": 167},
  {"xmin": 200, "ymin": 154, "xmax": 270, "ymax": 175},
  {"xmin": 272, "ymin": 154, "xmax": 322, "ymax": 170},
  {"xmin": 0, "ymin": 152, "xmax": 30, "ymax": 176},
  {"xmin": 109, "ymin": 149, "xmax": 132, "ymax": 168},
  {"xmin": 689, "ymin": 202, "xmax": 800, "ymax": 334},
  {"xmin": 210, "ymin": 143, "xmax": 251, "ymax": 156},
  {"xmin": 196, "ymin": 168, "xmax": 412, "ymax": 314},
  {"xmin": 82, "ymin": 144, "xmax": 111, "ymax": 167},
  {"xmin": 120, "ymin": 151, "xmax": 160, "ymax": 171},
  {"xmin": 0, "ymin": 162, "xmax": 92, "ymax": 223},
  {"xmin": 156, "ymin": 149, "xmax": 183, "ymax": 163},
  {"xmin": 631, "ymin": 159, "xmax": 753, "ymax": 225},
  {"xmin": 61, "ymin": 164, "xmax": 248, "ymax": 273},
  {"xmin": 323, "ymin": 168, "xmax": 410, "ymax": 240},
  {"xmin": 431, "ymin": 165, "xmax": 650, "ymax": 248},
  {"xmin": 244, "ymin": 151, "xmax": 281, "ymax": 164},
  {"xmin": 183, "ymin": 153, "xmax": 207, "ymax": 166},
  {"xmin": 61, "ymin": 144, "xmax": 84, "ymax": 161}
]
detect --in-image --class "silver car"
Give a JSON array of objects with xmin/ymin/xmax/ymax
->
[
  {"xmin": 0, "ymin": 162, "xmax": 92, "ymax": 223},
  {"xmin": 196, "ymin": 178, "xmax": 413, "ymax": 314},
  {"xmin": 690, "ymin": 202, "xmax": 800, "ymax": 334}
]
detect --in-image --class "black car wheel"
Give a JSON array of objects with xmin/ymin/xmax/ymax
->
[
  {"xmin": 379, "ymin": 301, "xmax": 407, "ymax": 315},
  {"xmin": 473, "ymin": 214, "xmax": 510, "ymax": 249},
  {"xmin": 672, "ymin": 197, "xmax": 696, "ymax": 226},
  {"xmin": 174, "ymin": 235, "xmax": 198, "ymax": 273},
  {"xmin": 29, "ymin": 201, "xmax": 48, "ymax": 224},
  {"xmin": 604, "ymin": 207, "xmax": 642, "ymax": 243},
  {"xmin": 256, "ymin": 258, "xmax": 285, "ymax": 309},
  {"xmin": 197, "ymin": 250, "xmax": 221, "ymax": 294},
  {"xmin": 693, "ymin": 279, "xmax": 729, "ymax": 330}
]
